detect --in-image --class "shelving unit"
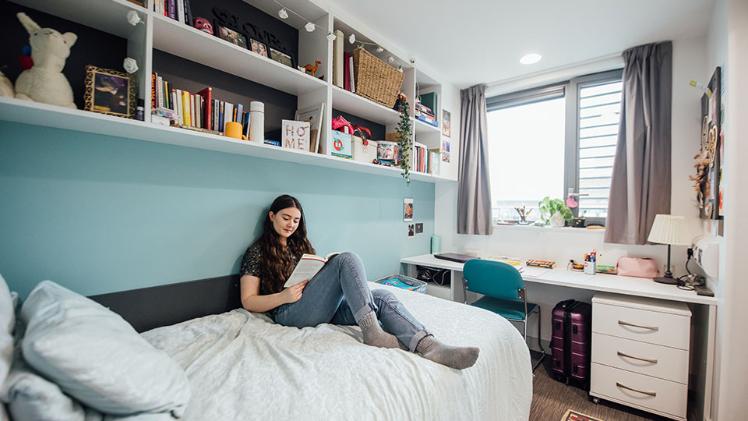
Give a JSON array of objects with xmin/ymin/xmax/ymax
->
[{"xmin": 3, "ymin": 0, "xmax": 457, "ymax": 183}]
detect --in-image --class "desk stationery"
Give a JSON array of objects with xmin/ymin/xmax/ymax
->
[{"xmin": 400, "ymin": 254, "xmax": 718, "ymax": 421}]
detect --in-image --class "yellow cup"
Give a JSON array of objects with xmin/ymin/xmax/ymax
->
[{"xmin": 225, "ymin": 122, "xmax": 243, "ymax": 140}]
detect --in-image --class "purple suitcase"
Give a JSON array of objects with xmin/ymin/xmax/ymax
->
[{"xmin": 551, "ymin": 300, "xmax": 592, "ymax": 389}]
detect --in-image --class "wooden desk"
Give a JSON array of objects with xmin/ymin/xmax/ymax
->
[{"xmin": 400, "ymin": 254, "xmax": 717, "ymax": 420}]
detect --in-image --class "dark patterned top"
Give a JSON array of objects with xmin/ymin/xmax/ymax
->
[{"xmin": 240, "ymin": 243, "xmax": 300, "ymax": 295}]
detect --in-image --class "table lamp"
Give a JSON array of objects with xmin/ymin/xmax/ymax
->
[{"xmin": 647, "ymin": 214, "xmax": 692, "ymax": 284}]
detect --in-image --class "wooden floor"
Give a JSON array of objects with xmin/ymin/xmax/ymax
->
[{"xmin": 530, "ymin": 355, "xmax": 667, "ymax": 421}]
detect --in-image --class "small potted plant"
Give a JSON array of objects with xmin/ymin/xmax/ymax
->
[{"xmin": 538, "ymin": 197, "xmax": 573, "ymax": 227}]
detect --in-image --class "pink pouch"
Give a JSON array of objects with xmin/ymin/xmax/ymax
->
[{"xmin": 616, "ymin": 257, "xmax": 660, "ymax": 278}]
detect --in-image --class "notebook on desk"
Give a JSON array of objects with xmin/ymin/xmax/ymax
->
[{"xmin": 433, "ymin": 253, "xmax": 478, "ymax": 263}]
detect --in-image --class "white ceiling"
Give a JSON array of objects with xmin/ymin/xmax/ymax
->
[{"xmin": 324, "ymin": 0, "xmax": 715, "ymax": 88}]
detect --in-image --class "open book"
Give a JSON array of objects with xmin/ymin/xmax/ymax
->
[{"xmin": 283, "ymin": 253, "xmax": 340, "ymax": 288}]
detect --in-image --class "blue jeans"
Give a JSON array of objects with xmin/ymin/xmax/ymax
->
[{"xmin": 272, "ymin": 252, "xmax": 430, "ymax": 351}]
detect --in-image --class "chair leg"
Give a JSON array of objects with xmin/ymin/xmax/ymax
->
[
  {"xmin": 536, "ymin": 306, "xmax": 545, "ymax": 354},
  {"xmin": 531, "ymin": 307, "xmax": 545, "ymax": 372}
]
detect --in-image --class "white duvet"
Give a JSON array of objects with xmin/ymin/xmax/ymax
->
[{"xmin": 142, "ymin": 284, "xmax": 532, "ymax": 421}]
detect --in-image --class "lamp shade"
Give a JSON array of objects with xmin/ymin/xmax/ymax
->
[{"xmin": 647, "ymin": 214, "xmax": 692, "ymax": 246}]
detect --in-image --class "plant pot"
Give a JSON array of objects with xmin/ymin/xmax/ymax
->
[{"xmin": 550, "ymin": 212, "xmax": 566, "ymax": 227}]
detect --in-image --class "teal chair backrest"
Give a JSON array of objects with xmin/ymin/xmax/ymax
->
[{"xmin": 464, "ymin": 259, "xmax": 525, "ymax": 302}]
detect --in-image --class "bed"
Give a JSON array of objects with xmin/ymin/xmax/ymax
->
[{"xmin": 134, "ymin": 283, "xmax": 533, "ymax": 420}]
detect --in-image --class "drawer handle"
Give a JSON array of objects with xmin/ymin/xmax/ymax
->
[
  {"xmin": 616, "ymin": 382, "xmax": 657, "ymax": 397},
  {"xmin": 618, "ymin": 320, "xmax": 659, "ymax": 331},
  {"xmin": 617, "ymin": 351, "xmax": 658, "ymax": 364}
]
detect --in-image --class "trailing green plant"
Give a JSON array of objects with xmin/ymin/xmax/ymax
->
[
  {"xmin": 538, "ymin": 196, "xmax": 573, "ymax": 224},
  {"xmin": 396, "ymin": 98, "xmax": 413, "ymax": 183}
]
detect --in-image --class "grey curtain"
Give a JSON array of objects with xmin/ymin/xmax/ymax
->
[
  {"xmin": 605, "ymin": 41, "xmax": 672, "ymax": 244},
  {"xmin": 457, "ymin": 84, "xmax": 492, "ymax": 235}
]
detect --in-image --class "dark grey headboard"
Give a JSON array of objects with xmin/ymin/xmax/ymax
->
[{"xmin": 90, "ymin": 275, "xmax": 241, "ymax": 333}]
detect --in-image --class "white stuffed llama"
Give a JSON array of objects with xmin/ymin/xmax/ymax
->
[
  {"xmin": 14, "ymin": 13, "xmax": 77, "ymax": 108},
  {"xmin": 0, "ymin": 71, "xmax": 13, "ymax": 97}
]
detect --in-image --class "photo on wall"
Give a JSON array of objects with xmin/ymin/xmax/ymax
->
[
  {"xmin": 441, "ymin": 139, "xmax": 451, "ymax": 163},
  {"xmin": 403, "ymin": 198, "xmax": 414, "ymax": 222},
  {"xmin": 442, "ymin": 109, "xmax": 451, "ymax": 137}
]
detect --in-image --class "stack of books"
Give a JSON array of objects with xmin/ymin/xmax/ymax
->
[
  {"xmin": 415, "ymin": 101, "xmax": 436, "ymax": 126},
  {"xmin": 152, "ymin": 0, "xmax": 193, "ymax": 25},
  {"xmin": 413, "ymin": 142, "xmax": 428, "ymax": 173},
  {"xmin": 415, "ymin": 92, "xmax": 439, "ymax": 127},
  {"xmin": 151, "ymin": 72, "xmax": 250, "ymax": 137}
]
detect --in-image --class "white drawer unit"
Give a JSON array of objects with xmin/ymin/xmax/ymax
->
[{"xmin": 590, "ymin": 294, "xmax": 691, "ymax": 421}]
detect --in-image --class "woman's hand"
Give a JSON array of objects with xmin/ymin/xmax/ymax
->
[{"xmin": 281, "ymin": 280, "xmax": 308, "ymax": 304}]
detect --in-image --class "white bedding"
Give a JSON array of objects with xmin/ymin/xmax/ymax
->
[{"xmin": 142, "ymin": 284, "xmax": 532, "ymax": 421}]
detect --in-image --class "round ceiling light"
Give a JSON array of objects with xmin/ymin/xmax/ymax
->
[{"xmin": 520, "ymin": 53, "xmax": 542, "ymax": 65}]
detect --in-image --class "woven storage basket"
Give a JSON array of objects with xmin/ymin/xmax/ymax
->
[{"xmin": 353, "ymin": 47, "xmax": 404, "ymax": 108}]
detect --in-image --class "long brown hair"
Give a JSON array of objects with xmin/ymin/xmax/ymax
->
[{"xmin": 254, "ymin": 195, "xmax": 315, "ymax": 294}]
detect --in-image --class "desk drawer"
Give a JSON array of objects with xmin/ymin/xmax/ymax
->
[
  {"xmin": 592, "ymin": 333, "xmax": 689, "ymax": 383},
  {"xmin": 591, "ymin": 363, "xmax": 687, "ymax": 419},
  {"xmin": 592, "ymin": 302, "xmax": 690, "ymax": 349}
]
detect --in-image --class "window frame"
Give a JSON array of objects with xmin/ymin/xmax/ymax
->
[{"xmin": 486, "ymin": 69, "xmax": 623, "ymax": 226}]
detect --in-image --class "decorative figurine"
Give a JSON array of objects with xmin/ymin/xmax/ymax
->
[
  {"xmin": 14, "ymin": 13, "xmax": 77, "ymax": 108},
  {"xmin": 193, "ymin": 18, "xmax": 213, "ymax": 35},
  {"xmin": 303, "ymin": 60, "xmax": 321, "ymax": 77}
]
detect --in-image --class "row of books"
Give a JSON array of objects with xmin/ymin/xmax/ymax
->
[
  {"xmin": 331, "ymin": 30, "xmax": 359, "ymax": 94},
  {"xmin": 150, "ymin": 72, "xmax": 249, "ymax": 136},
  {"xmin": 413, "ymin": 143, "xmax": 439, "ymax": 174},
  {"xmin": 152, "ymin": 0, "xmax": 193, "ymax": 25}
]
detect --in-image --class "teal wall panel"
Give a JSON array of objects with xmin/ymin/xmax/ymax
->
[{"xmin": 0, "ymin": 122, "xmax": 434, "ymax": 298}]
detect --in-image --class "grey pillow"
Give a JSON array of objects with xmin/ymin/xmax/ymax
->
[
  {"xmin": 0, "ymin": 274, "xmax": 14, "ymax": 391},
  {"xmin": 1, "ymin": 358, "xmax": 86, "ymax": 421},
  {"xmin": 20, "ymin": 281, "xmax": 190, "ymax": 416}
]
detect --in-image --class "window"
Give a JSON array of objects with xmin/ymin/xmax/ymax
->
[
  {"xmin": 576, "ymin": 79, "xmax": 623, "ymax": 219},
  {"xmin": 486, "ymin": 70, "xmax": 622, "ymax": 224},
  {"xmin": 487, "ymin": 94, "xmax": 566, "ymax": 221}
]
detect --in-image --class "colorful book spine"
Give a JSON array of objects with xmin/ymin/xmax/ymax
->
[
  {"xmin": 150, "ymin": 73, "xmax": 157, "ymax": 110},
  {"xmin": 181, "ymin": 90, "xmax": 191, "ymax": 127},
  {"xmin": 196, "ymin": 87, "xmax": 213, "ymax": 131},
  {"xmin": 167, "ymin": 0, "xmax": 176, "ymax": 19},
  {"xmin": 343, "ymin": 52, "xmax": 351, "ymax": 91}
]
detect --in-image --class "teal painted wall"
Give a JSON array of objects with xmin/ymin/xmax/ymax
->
[{"xmin": 0, "ymin": 122, "xmax": 434, "ymax": 298}]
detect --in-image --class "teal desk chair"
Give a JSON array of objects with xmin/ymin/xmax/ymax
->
[{"xmin": 463, "ymin": 259, "xmax": 545, "ymax": 371}]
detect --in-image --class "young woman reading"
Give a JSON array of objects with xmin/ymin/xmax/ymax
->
[{"xmin": 239, "ymin": 194, "xmax": 479, "ymax": 370}]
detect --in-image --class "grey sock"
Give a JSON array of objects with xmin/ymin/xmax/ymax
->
[
  {"xmin": 359, "ymin": 311, "xmax": 400, "ymax": 349},
  {"xmin": 415, "ymin": 335, "xmax": 480, "ymax": 370}
]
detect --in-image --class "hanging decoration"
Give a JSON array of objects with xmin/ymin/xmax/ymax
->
[{"xmin": 395, "ymin": 94, "xmax": 413, "ymax": 183}]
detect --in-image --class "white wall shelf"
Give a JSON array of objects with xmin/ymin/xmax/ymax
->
[
  {"xmin": 0, "ymin": 97, "xmax": 455, "ymax": 183},
  {"xmin": 151, "ymin": 14, "xmax": 327, "ymax": 97},
  {"xmin": 413, "ymin": 118, "xmax": 440, "ymax": 135},
  {"xmin": 11, "ymin": 0, "xmax": 145, "ymax": 39},
  {"xmin": 5, "ymin": 0, "xmax": 457, "ymax": 183},
  {"xmin": 331, "ymin": 86, "xmax": 401, "ymax": 126}
]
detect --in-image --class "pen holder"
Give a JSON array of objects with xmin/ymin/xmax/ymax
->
[
  {"xmin": 584, "ymin": 260, "xmax": 596, "ymax": 275},
  {"xmin": 430, "ymin": 235, "xmax": 441, "ymax": 254}
]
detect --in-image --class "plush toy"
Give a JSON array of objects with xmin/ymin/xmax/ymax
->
[
  {"xmin": 14, "ymin": 13, "xmax": 77, "ymax": 108},
  {"xmin": 0, "ymin": 71, "xmax": 14, "ymax": 97}
]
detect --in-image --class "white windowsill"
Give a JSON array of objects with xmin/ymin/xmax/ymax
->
[{"xmin": 492, "ymin": 223, "xmax": 606, "ymax": 235}]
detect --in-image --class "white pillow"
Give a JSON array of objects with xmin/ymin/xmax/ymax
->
[
  {"xmin": 20, "ymin": 281, "xmax": 190, "ymax": 416},
  {"xmin": 1, "ymin": 358, "xmax": 86, "ymax": 421},
  {"xmin": 0, "ymin": 274, "xmax": 14, "ymax": 393}
]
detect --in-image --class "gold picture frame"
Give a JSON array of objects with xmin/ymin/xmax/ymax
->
[{"xmin": 84, "ymin": 65, "xmax": 137, "ymax": 118}]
